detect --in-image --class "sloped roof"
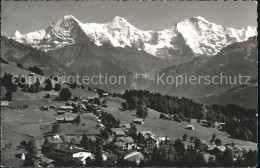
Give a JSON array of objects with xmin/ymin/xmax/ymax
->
[
  {"xmin": 119, "ymin": 124, "xmax": 131, "ymax": 129},
  {"xmin": 124, "ymin": 151, "xmax": 144, "ymax": 163},
  {"xmin": 116, "ymin": 137, "xmax": 134, "ymax": 143},
  {"xmin": 111, "ymin": 128, "xmax": 124, "ymax": 133}
]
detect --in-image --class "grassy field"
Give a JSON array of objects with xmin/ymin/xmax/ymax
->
[
  {"xmin": 102, "ymin": 98, "xmax": 257, "ymax": 149},
  {"xmin": 1, "ymin": 63, "xmax": 257, "ymax": 167}
]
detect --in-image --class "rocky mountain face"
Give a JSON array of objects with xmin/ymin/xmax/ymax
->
[
  {"xmin": 10, "ymin": 15, "xmax": 256, "ymax": 62},
  {"xmin": 6, "ymin": 15, "xmax": 258, "ymax": 105}
]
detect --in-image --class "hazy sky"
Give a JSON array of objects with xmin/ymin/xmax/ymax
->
[{"xmin": 1, "ymin": 1, "xmax": 257, "ymax": 36}]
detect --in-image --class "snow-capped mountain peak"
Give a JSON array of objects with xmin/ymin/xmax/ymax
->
[{"xmin": 10, "ymin": 15, "xmax": 257, "ymax": 58}]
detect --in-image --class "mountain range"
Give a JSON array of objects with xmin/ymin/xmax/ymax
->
[{"xmin": 2, "ymin": 15, "xmax": 258, "ymax": 108}]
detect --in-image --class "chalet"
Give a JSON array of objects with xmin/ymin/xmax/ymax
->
[
  {"xmin": 87, "ymin": 97, "xmax": 94, "ymax": 104},
  {"xmin": 73, "ymin": 152, "xmax": 93, "ymax": 165},
  {"xmin": 173, "ymin": 115, "xmax": 182, "ymax": 122},
  {"xmin": 110, "ymin": 128, "xmax": 126, "ymax": 137},
  {"xmin": 56, "ymin": 110, "xmax": 66, "ymax": 115},
  {"xmin": 208, "ymin": 145, "xmax": 226, "ymax": 155},
  {"xmin": 133, "ymin": 119, "xmax": 144, "ymax": 124},
  {"xmin": 102, "ymin": 92, "xmax": 109, "ymax": 98},
  {"xmin": 42, "ymin": 142, "xmax": 58, "ymax": 155},
  {"xmin": 220, "ymin": 123, "xmax": 226, "ymax": 126},
  {"xmin": 1, "ymin": 101, "xmax": 10, "ymax": 108},
  {"xmin": 46, "ymin": 92, "xmax": 59, "ymax": 99},
  {"xmin": 156, "ymin": 136, "xmax": 170, "ymax": 144},
  {"xmin": 187, "ymin": 125, "xmax": 195, "ymax": 130},
  {"xmin": 41, "ymin": 106, "xmax": 49, "ymax": 111},
  {"xmin": 119, "ymin": 124, "xmax": 131, "ymax": 130},
  {"xmin": 115, "ymin": 137, "xmax": 135, "ymax": 150},
  {"xmin": 159, "ymin": 114, "xmax": 174, "ymax": 120},
  {"xmin": 56, "ymin": 116, "xmax": 75, "ymax": 123},
  {"xmin": 124, "ymin": 151, "xmax": 144, "ymax": 165},
  {"xmin": 60, "ymin": 106, "xmax": 73, "ymax": 112},
  {"xmin": 62, "ymin": 135, "xmax": 83, "ymax": 146},
  {"xmin": 29, "ymin": 72, "xmax": 36, "ymax": 76},
  {"xmin": 44, "ymin": 143, "xmax": 91, "ymax": 165}
]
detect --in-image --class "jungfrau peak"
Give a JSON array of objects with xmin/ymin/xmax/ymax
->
[{"xmin": 10, "ymin": 15, "xmax": 257, "ymax": 58}]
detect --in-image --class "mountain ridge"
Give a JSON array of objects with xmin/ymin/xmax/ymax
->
[{"xmin": 10, "ymin": 15, "xmax": 257, "ymax": 61}]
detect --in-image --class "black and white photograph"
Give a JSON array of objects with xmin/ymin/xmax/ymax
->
[{"xmin": 1, "ymin": 1, "xmax": 258, "ymax": 167}]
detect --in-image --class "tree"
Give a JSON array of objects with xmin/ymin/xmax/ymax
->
[
  {"xmin": 220, "ymin": 148, "xmax": 234, "ymax": 166},
  {"xmin": 129, "ymin": 123, "xmax": 137, "ymax": 138},
  {"xmin": 190, "ymin": 136, "xmax": 195, "ymax": 142},
  {"xmin": 59, "ymin": 88, "xmax": 72, "ymax": 101},
  {"xmin": 54, "ymin": 83, "xmax": 61, "ymax": 91},
  {"xmin": 183, "ymin": 134, "xmax": 188, "ymax": 141},
  {"xmin": 28, "ymin": 84, "xmax": 37, "ymax": 93},
  {"xmin": 74, "ymin": 115, "xmax": 81, "ymax": 125},
  {"xmin": 94, "ymin": 138, "xmax": 103, "ymax": 166},
  {"xmin": 94, "ymin": 98, "xmax": 101, "ymax": 105},
  {"xmin": 211, "ymin": 133, "xmax": 216, "ymax": 142},
  {"xmin": 72, "ymin": 103, "xmax": 79, "ymax": 113},
  {"xmin": 26, "ymin": 139, "xmax": 37, "ymax": 156},
  {"xmin": 102, "ymin": 100, "xmax": 107, "ymax": 104},
  {"xmin": 122, "ymin": 102, "xmax": 129, "ymax": 110},
  {"xmin": 52, "ymin": 123, "xmax": 61, "ymax": 133},
  {"xmin": 100, "ymin": 130, "xmax": 109, "ymax": 140},
  {"xmin": 88, "ymin": 87, "xmax": 92, "ymax": 91},
  {"xmin": 80, "ymin": 132, "xmax": 87, "ymax": 148},
  {"xmin": 70, "ymin": 82, "xmax": 77, "ymax": 89},
  {"xmin": 23, "ymin": 154, "xmax": 35, "ymax": 167},
  {"xmin": 44, "ymin": 79, "xmax": 52, "ymax": 91},
  {"xmin": 215, "ymin": 138, "xmax": 222, "ymax": 146},
  {"xmin": 244, "ymin": 150, "xmax": 257, "ymax": 167},
  {"xmin": 20, "ymin": 141, "xmax": 28, "ymax": 148},
  {"xmin": 4, "ymin": 90, "xmax": 12, "ymax": 101},
  {"xmin": 136, "ymin": 105, "xmax": 148, "ymax": 119},
  {"xmin": 194, "ymin": 138, "xmax": 202, "ymax": 150}
]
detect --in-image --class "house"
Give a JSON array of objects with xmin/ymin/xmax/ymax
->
[
  {"xmin": 42, "ymin": 142, "xmax": 59, "ymax": 155},
  {"xmin": 60, "ymin": 106, "xmax": 73, "ymax": 112},
  {"xmin": 115, "ymin": 137, "xmax": 135, "ymax": 150},
  {"xmin": 102, "ymin": 92, "xmax": 109, "ymax": 98},
  {"xmin": 56, "ymin": 110, "xmax": 66, "ymax": 115},
  {"xmin": 46, "ymin": 92, "xmax": 59, "ymax": 99},
  {"xmin": 207, "ymin": 145, "xmax": 226, "ymax": 155},
  {"xmin": 29, "ymin": 72, "xmax": 35, "ymax": 76},
  {"xmin": 56, "ymin": 116, "xmax": 75, "ymax": 123},
  {"xmin": 220, "ymin": 123, "xmax": 226, "ymax": 127},
  {"xmin": 119, "ymin": 124, "xmax": 131, "ymax": 130},
  {"xmin": 46, "ymin": 143, "xmax": 88, "ymax": 164},
  {"xmin": 41, "ymin": 106, "xmax": 49, "ymax": 111},
  {"xmin": 124, "ymin": 151, "xmax": 144, "ymax": 165},
  {"xmin": 137, "ymin": 131, "xmax": 157, "ymax": 153},
  {"xmin": 73, "ymin": 152, "xmax": 93, "ymax": 164},
  {"xmin": 133, "ymin": 119, "xmax": 144, "ymax": 124},
  {"xmin": 159, "ymin": 114, "xmax": 174, "ymax": 120},
  {"xmin": 156, "ymin": 136, "xmax": 170, "ymax": 144},
  {"xmin": 187, "ymin": 125, "xmax": 195, "ymax": 130},
  {"xmin": 1, "ymin": 101, "xmax": 10, "ymax": 107},
  {"xmin": 110, "ymin": 128, "xmax": 126, "ymax": 137},
  {"xmin": 87, "ymin": 97, "xmax": 94, "ymax": 104},
  {"xmin": 62, "ymin": 135, "xmax": 83, "ymax": 146}
]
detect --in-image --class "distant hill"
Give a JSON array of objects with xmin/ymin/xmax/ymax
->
[
  {"xmin": 1, "ymin": 36, "xmax": 73, "ymax": 77},
  {"xmin": 201, "ymin": 78, "xmax": 258, "ymax": 109}
]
